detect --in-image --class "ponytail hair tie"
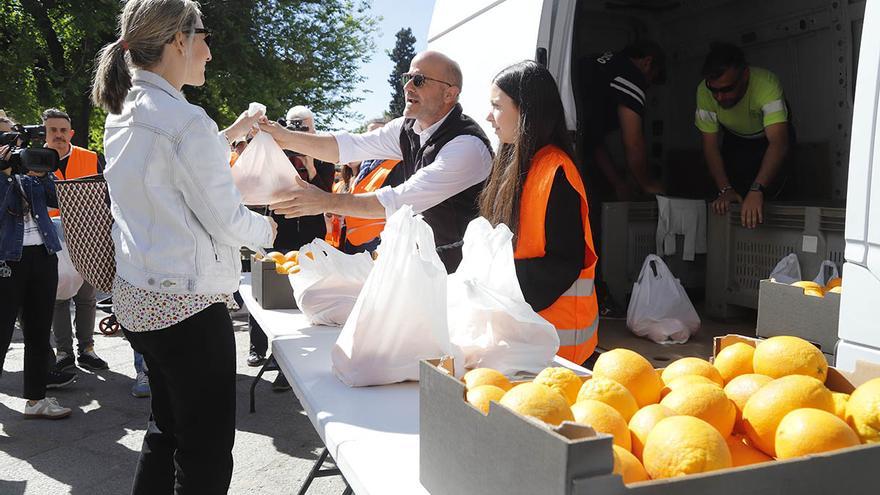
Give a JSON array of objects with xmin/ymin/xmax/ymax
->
[{"xmin": 119, "ymin": 38, "xmax": 129, "ymax": 51}]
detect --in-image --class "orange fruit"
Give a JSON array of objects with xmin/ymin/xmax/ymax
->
[
  {"xmin": 660, "ymin": 383, "xmax": 736, "ymax": 437},
  {"xmin": 753, "ymin": 336, "xmax": 828, "ymax": 382},
  {"xmin": 612, "ymin": 445, "xmax": 649, "ymax": 484},
  {"xmin": 824, "ymin": 278, "xmax": 842, "ymax": 291},
  {"xmin": 713, "ymin": 342, "xmax": 755, "ymax": 383},
  {"xmin": 499, "ymin": 383, "xmax": 573, "ymax": 426},
  {"xmin": 266, "ymin": 251, "xmax": 285, "ymax": 264},
  {"xmin": 463, "ymin": 368, "xmax": 512, "ymax": 391},
  {"xmin": 741, "ymin": 375, "xmax": 835, "ymax": 456},
  {"xmin": 592, "ymin": 348, "xmax": 663, "ymax": 407},
  {"xmin": 642, "ymin": 416, "xmax": 732, "ymax": 479},
  {"xmin": 725, "ymin": 435, "xmax": 772, "ymax": 466},
  {"xmin": 845, "ymin": 377, "xmax": 880, "ymax": 444},
  {"xmin": 661, "ymin": 357, "xmax": 724, "ymax": 387},
  {"xmin": 577, "ymin": 377, "xmax": 639, "ymax": 422},
  {"xmin": 832, "ymin": 392, "xmax": 850, "ymax": 421},
  {"xmin": 791, "ymin": 280, "xmax": 822, "ymax": 291},
  {"xmin": 628, "ymin": 404, "xmax": 677, "ymax": 460},
  {"xmin": 660, "ymin": 375, "xmax": 720, "ymax": 399},
  {"xmin": 571, "ymin": 399, "xmax": 631, "ymax": 450},
  {"xmin": 775, "ymin": 408, "xmax": 860, "ymax": 459},
  {"xmin": 466, "ymin": 385, "xmax": 506, "ymax": 415},
  {"xmin": 284, "ymin": 250, "xmax": 299, "ymax": 263},
  {"xmin": 723, "ymin": 374, "xmax": 773, "ymax": 433},
  {"xmin": 534, "ymin": 367, "xmax": 583, "ymax": 405}
]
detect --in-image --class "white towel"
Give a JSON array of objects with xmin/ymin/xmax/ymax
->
[{"xmin": 656, "ymin": 196, "xmax": 707, "ymax": 261}]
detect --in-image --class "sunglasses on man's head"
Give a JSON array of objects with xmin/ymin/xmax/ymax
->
[
  {"xmin": 400, "ymin": 73, "xmax": 454, "ymax": 88},
  {"xmin": 194, "ymin": 28, "xmax": 212, "ymax": 47}
]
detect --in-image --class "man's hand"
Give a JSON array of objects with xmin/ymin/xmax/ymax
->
[
  {"xmin": 257, "ymin": 117, "xmax": 293, "ymax": 149},
  {"xmin": 641, "ymin": 179, "xmax": 665, "ymax": 196},
  {"xmin": 740, "ymin": 190, "xmax": 764, "ymax": 229},
  {"xmin": 711, "ymin": 188, "xmax": 742, "ymax": 216},
  {"xmin": 269, "ymin": 175, "xmax": 330, "ymax": 218}
]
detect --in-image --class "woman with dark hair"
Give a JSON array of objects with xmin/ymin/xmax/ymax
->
[{"xmin": 481, "ymin": 60, "xmax": 599, "ymax": 365}]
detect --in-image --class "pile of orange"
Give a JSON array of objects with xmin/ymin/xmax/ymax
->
[
  {"xmin": 460, "ymin": 336, "xmax": 879, "ymax": 485},
  {"xmin": 787, "ymin": 277, "xmax": 842, "ymax": 297},
  {"xmin": 255, "ymin": 250, "xmax": 313, "ymax": 275}
]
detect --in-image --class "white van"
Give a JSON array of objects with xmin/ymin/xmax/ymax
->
[{"xmin": 427, "ymin": 0, "xmax": 879, "ymax": 370}]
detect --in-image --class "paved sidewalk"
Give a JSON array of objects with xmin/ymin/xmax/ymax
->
[{"xmin": 0, "ymin": 310, "xmax": 346, "ymax": 495}]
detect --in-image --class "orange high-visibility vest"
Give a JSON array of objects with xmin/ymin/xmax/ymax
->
[
  {"xmin": 50, "ymin": 145, "xmax": 99, "ymax": 217},
  {"xmin": 344, "ymin": 160, "xmax": 401, "ymax": 247},
  {"xmin": 325, "ymin": 180, "xmax": 346, "ymax": 248},
  {"xmin": 513, "ymin": 145, "xmax": 599, "ymax": 365}
]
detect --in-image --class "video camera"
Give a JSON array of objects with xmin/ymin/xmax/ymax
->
[
  {"xmin": 276, "ymin": 117, "xmax": 309, "ymax": 158},
  {"xmin": 0, "ymin": 124, "xmax": 59, "ymax": 174}
]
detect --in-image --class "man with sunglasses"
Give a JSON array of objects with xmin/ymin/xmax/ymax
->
[
  {"xmin": 259, "ymin": 50, "xmax": 493, "ymax": 273},
  {"xmin": 696, "ymin": 42, "xmax": 792, "ymax": 229}
]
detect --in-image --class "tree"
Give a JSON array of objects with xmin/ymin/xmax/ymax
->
[
  {"xmin": 386, "ymin": 27, "xmax": 416, "ymax": 118},
  {"xmin": 0, "ymin": 0, "xmax": 379, "ymax": 151}
]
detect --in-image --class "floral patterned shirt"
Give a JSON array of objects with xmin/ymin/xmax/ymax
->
[{"xmin": 113, "ymin": 275, "xmax": 237, "ymax": 332}]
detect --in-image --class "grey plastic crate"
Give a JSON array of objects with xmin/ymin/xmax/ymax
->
[
  {"xmin": 705, "ymin": 204, "xmax": 845, "ymax": 319},
  {"xmin": 600, "ymin": 202, "xmax": 707, "ymax": 308}
]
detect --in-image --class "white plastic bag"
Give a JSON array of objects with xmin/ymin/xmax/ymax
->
[
  {"xmin": 53, "ymin": 219, "xmax": 83, "ymax": 300},
  {"xmin": 289, "ymin": 238, "xmax": 374, "ymax": 326},
  {"xmin": 626, "ymin": 255, "xmax": 700, "ymax": 344},
  {"xmin": 768, "ymin": 253, "xmax": 802, "ymax": 284},
  {"xmin": 231, "ymin": 131, "xmax": 299, "ymax": 205},
  {"xmin": 331, "ymin": 205, "xmax": 462, "ymax": 387},
  {"xmin": 447, "ymin": 218, "xmax": 559, "ymax": 375},
  {"xmin": 812, "ymin": 260, "xmax": 840, "ymax": 286}
]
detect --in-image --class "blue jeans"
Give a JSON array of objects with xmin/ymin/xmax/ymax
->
[{"xmin": 134, "ymin": 350, "xmax": 148, "ymax": 374}]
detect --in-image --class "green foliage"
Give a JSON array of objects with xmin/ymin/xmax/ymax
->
[
  {"xmin": 0, "ymin": 0, "xmax": 379, "ymax": 150},
  {"xmin": 386, "ymin": 27, "xmax": 416, "ymax": 118}
]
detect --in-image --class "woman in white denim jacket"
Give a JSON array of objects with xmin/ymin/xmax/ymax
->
[{"xmin": 91, "ymin": 1, "xmax": 276, "ymax": 493}]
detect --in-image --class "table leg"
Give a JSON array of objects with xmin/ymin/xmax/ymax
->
[
  {"xmin": 249, "ymin": 353, "xmax": 279, "ymax": 413},
  {"xmin": 297, "ymin": 447, "xmax": 344, "ymax": 495}
]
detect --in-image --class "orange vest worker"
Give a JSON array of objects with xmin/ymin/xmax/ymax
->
[
  {"xmin": 344, "ymin": 160, "xmax": 401, "ymax": 247},
  {"xmin": 513, "ymin": 145, "xmax": 599, "ymax": 364},
  {"xmin": 50, "ymin": 145, "xmax": 99, "ymax": 217},
  {"xmin": 325, "ymin": 180, "xmax": 346, "ymax": 248}
]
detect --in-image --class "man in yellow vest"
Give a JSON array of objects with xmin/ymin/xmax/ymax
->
[{"xmin": 41, "ymin": 108, "xmax": 109, "ymax": 374}]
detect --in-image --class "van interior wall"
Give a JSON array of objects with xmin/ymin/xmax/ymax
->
[{"xmin": 571, "ymin": 0, "xmax": 864, "ymax": 204}]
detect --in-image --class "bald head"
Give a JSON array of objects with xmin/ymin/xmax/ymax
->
[{"xmin": 412, "ymin": 51, "xmax": 462, "ymax": 89}]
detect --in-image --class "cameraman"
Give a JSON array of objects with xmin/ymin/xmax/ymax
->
[
  {"xmin": 41, "ymin": 108, "xmax": 109, "ymax": 373},
  {"xmin": 0, "ymin": 141, "xmax": 74, "ymax": 419},
  {"xmin": 245, "ymin": 106, "xmax": 333, "ymax": 382}
]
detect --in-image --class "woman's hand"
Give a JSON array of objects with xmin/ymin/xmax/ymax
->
[{"xmin": 223, "ymin": 108, "xmax": 265, "ymax": 143}]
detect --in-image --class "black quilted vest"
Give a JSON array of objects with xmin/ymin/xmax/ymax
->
[{"xmin": 398, "ymin": 104, "xmax": 492, "ymax": 272}]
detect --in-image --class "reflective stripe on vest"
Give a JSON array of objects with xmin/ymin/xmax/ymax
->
[
  {"xmin": 50, "ymin": 145, "xmax": 98, "ymax": 217},
  {"xmin": 513, "ymin": 145, "xmax": 599, "ymax": 365},
  {"xmin": 345, "ymin": 160, "xmax": 401, "ymax": 246}
]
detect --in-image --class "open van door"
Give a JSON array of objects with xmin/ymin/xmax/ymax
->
[{"xmin": 427, "ymin": 0, "xmax": 576, "ymax": 145}]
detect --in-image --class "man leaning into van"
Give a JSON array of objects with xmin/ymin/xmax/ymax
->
[{"xmin": 696, "ymin": 42, "xmax": 793, "ymax": 229}]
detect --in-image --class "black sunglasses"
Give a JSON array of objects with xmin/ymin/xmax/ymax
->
[
  {"xmin": 400, "ymin": 73, "xmax": 454, "ymax": 88},
  {"xmin": 194, "ymin": 28, "xmax": 212, "ymax": 47},
  {"xmin": 706, "ymin": 69, "xmax": 744, "ymax": 95}
]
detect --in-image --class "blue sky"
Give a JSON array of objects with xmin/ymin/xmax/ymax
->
[{"xmin": 335, "ymin": 0, "xmax": 436, "ymax": 130}]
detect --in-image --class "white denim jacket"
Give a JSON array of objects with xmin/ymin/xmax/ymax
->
[{"xmin": 103, "ymin": 70, "xmax": 272, "ymax": 295}]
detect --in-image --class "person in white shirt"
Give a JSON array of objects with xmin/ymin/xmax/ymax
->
[{"xmin": 259, "ymin": 50, "xmax": 494, "ymax": 272}]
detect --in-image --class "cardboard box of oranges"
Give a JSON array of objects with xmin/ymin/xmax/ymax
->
[
  {"xmin": 757, "ymin": 279, "xmax": 841, "ymax": 358},
  {"xmin": 250, "ymin": 252, "xmax": 298, "ymax": 310},
  {"xmin": 419, "ymin": 334, "xmax": 880, "ymax": 495}
]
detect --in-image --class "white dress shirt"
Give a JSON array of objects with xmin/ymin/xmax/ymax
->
[{"xmin": 333, "ymin": 108, "xmax": 493, "ymax": 217}]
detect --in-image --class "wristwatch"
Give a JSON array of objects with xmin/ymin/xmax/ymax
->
[{"xmin": 749, "ymin": 182, "xmax": 766, "ymax": 193}]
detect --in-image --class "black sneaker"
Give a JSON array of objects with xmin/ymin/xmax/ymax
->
[
  {"xmin": 598, "ymin": 292, "xmax": 627, "ymax": 320},
  {"xmin": 53, "ymin": 352, "xmax": 76, "ymax": 372},
  {"xmin": 272, "ymin": 374, "xmax": 291, "ymax": 392},
  {"xmin": 247, "ymin": 351, "xmax": 266, "ymax": 367},
  {"xmin": 77, "ymin": 349, "xmax": 109, "ymax": 371},
  {"xmin": 46, "ymin": 369, "xmax": 77, "ymax": 389}
]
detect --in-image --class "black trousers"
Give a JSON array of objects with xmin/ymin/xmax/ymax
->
[
  {"xmin": 0, "ymin": 246, "xmax": 57, "ymax": 400},
  {"xmin": 248, "ymin": 315, "xmax": 268, "ymax": 357},
  {"xmin": 124, "ymin": 303, "xmax": 236, "ymax": 495}
]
